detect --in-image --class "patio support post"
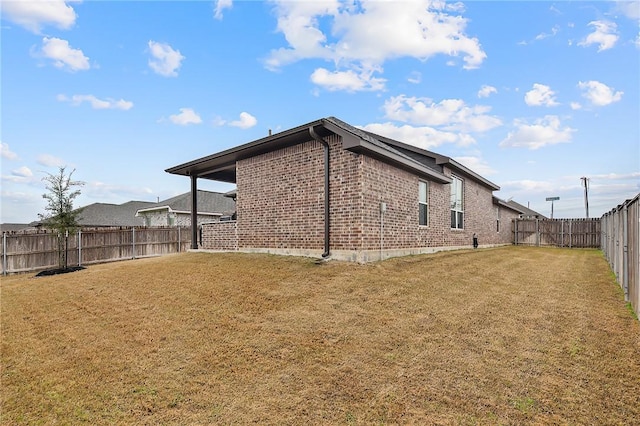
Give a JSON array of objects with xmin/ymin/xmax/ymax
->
[{"xmin": 190, "ymin": 174, "xmax": 198, "ymax": 249}]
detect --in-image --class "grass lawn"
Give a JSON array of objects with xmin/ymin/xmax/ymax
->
[{"xmin": 1, "ymin": 246, "xmax": 639, "ymax": 425}]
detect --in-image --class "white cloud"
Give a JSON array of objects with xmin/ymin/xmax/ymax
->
[
  {"xmin": 407, "ymin": 71, "xmax": 422, "ymax": 84},
  {"xmin": 382, "ymin": 95, "xmax": 502, "ymax": 133},
  {"xmin": 1, "ymin": 0, "xmax": 77, "ymax": 33},
  {"xmin": 265, "ymin": 0, "xmax": 486, "ymax": 92},
  {"xmin": 524, "ymin": 83, "xmax": 559, "ymax": 107},
  {"xmin": 454, "ymin": 156, "xmax": 496, "ymax": 176},
  {"xmin": 85, "ymin": 181, "xmax": 154, "ymax": 201},
  {"xmin": 37, "ymin": 154, "xmax": 65, "ymax": 167},
  {"xmin": 12, "ymin": 166, "xmax": 33, "ymax": 178},
  {"xmin": 169, "ymin": 108, "xmax": 202, "ymax": 125},
  {"xmin": 148, "ymin": 41, "xmax": 185, "ymax": 77},
  {"xmin": 501, "ymin": 179, "xmax": 555, "ymax": 193},
  {"xmin": 39, "ymin": 37, "xmax": 90, "ymax": 72},
  {"xmin": 477, "ymin": 85, "xmax": 497, "ymax": 98},
  {"xmin": 310, "ymin": 67, "xmax": 386, "ymax": 92},
  {"xmin": 1, "ymin": 143, "xmax": 18, "ymax": 160},
  {"xmin": 214, "ymin": 0, "xmax": 233, "ymax": 20},
  {"xmin": 578, "ymin": 80, "xmax": 623, "ymax": 106},
  {"xmin": 57, "ymin": 94, "xmax": 133, "ymax": 110},
  {"xmin": 229, "ymin": 112, "xmax": 257, "ymax": 129},
  {"xmin": 570, "ymin": 102, "xmax": 582, "ymax": 110},
  {"xmin": 499, "ymin": 115, "xmax": 575, "ymax": 150},
  {"xmin": 591, "ymin": 172, "xmax": 640, "ymax": 181},
  {"xmin": 615, "ymin": 1, "xmax": 640, "ymax": 21},
  {"xmin": 534, "ymin": 25, "xmax": 559, "ymax": 41},
  {"xmin": 578, "ymin": 20, "xmax": 619, "ymax": 51},
  {"xmin": 360, "ymin": 122, "xmax": 475, "ymax": 149}
]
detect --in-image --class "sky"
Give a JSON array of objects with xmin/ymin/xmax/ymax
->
[{"xmin": 1, "ymin": 0, "xmax": 639, "ymax": 224}]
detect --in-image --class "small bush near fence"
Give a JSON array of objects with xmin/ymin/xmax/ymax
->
[{"xmin": 1, "ymin": 227, "xmax": 190, "ymax": 275}]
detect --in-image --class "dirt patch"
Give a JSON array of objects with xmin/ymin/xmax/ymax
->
[{"xmin": 1, "ymin": 247, "xmax": 639, "ymax": 424}]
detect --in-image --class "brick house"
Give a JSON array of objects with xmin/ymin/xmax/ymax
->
[
  {"xmin": 135, "ymin": 190, "xmax": 235, "ymax": 227},
  {"xmin": 166, "ymin": 117, "xmax": 523, "ymax": 262}
]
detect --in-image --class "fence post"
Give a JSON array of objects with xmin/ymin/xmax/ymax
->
[
  {"xmin": 536, "ymin": 219, "xmax": 540, "ymax": 246},
  {"xmin": 2, "ymin": 232, "xmax": 6, "ymax": 275},
  {"xmin": 622, "ymin": 204, "xmax": 629, "ymax": 300},
  {"xmin": 569, "ymin": 220, "xmax": 572, "ymax": 248},
  {"xmin": 178, "ymin": 226, "xmax": 181, "ymax": 252},
  {"xmin": 78, "ymin": 229, "xmax": 82, "ymax": 266},
  {"xmin": 132, "ymin": 227, "xmax": 136, "ymax": 259}
]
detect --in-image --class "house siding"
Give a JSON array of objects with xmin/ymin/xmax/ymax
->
[
  {"xmin": 206, "ymin": 133, "xmax": 517, "ymax": 261},
  {"xmin": 236, "ymin": 140, "xmax": 326, "ymax": 251},
  {"xmin": 202, "ymin": 221, "xmax": 237, "ymax": 250},
  {"xmin": 139, "ymin": 210, "xmax": 220, "ymax": 227}
]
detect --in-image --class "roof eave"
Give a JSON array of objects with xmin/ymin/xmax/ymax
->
[
  {"xmin": 347, "ymin": 141, "xmax": 452, "ymax": 184},
  {"xmin": 165, "ymin": 119, "xmax": 327, "ymax": 180}
]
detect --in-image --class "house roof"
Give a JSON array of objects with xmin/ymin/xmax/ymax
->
[
  {"xmin": 504, "ymin": 200, "xmax": 546, "ymax": 218},
  {"xmin": 75, "ymin": 201, "xmax": 156, "ymax": 227},
  {"xmin": 136, "ymin": 190, "xmax": 235, "ymax": 216},
  {"xmin": 493, "ymin": 197, "xmax": 525, "ymax": 214},
  {"xmin": 0, "ymin": 223, "xmax": 33, "ymax": 233},
  {"xmin": 165, "ymin": 116, "xmax": 501, "ymax": 188}
]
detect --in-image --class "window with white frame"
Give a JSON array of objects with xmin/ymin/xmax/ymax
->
[
  {"xmin": 419, "ymin": 181, "xmax": 428, "ymax": 226},
  {"xmin": 450, "ymin": 175, "xmax": 464, "ymax": 229}
]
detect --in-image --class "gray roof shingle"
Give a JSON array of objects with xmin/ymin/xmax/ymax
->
[{"xmin": 136, "ymin": 190, "xmax": 236, "ymax": 216}]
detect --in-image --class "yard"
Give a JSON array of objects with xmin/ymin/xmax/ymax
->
[{"xmin": 1, "ymin": 246, "xmax": 639, "ymax": 425}]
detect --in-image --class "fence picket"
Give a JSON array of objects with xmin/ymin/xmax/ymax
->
[
  {"xmin": 512, "ymin": 218, "xmax": 601, "ymax": 248},
  {"xmin": 1, "ymin": 227, "xmax": 191, "ymax": 275}
]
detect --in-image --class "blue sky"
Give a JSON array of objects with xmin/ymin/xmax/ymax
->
[{"xmin": 1, "ymin": 0, "xmax": 639, "ymax": 223}]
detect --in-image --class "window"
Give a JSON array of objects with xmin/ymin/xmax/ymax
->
[
  {"xmin": 450, "ymin": 175, "xmax": 464, "ymax": 229},
  {"xmin": 496, "ymin": 206, "xmax": 500, "ymax": 232},
  {"xmin": 419, "ymin": 181, "xmax": 428, "ymax": 226}
]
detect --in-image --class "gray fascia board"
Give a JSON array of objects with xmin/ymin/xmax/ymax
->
[
  {"xmin": 493, "ymin": 197, "xmax": 525, "ymax": 214},
  {"xmin": 352, "ymin": 140, "xmax": 452, "ymax": 184},
  {"xmin": 165, "ymin": 119, "xmax": 324, "ymax": 178}
]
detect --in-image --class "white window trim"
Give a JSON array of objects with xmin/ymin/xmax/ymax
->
[
  {"xmin": 450, "ymin": 175, "xmax": 464, "ymax": 230},
  {"xmin": 419, "ymin": 181, "xmax": 429, "ymax": 227}
]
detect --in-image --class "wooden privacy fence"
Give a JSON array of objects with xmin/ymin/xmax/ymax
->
[
  {"xmin": 513, "ymin": 218, "xmax": 601, "ymax": 248},
  {"xmin": 601, "ymin": 194, "xmax": 640, "ymax": 320},
  {"xmin": 2, "ymin": 227, "xmax": 190, "ymax": 275}
]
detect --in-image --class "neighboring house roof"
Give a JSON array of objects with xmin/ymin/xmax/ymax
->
[
  {"xmin": 77, "ymin": 201, "xmax": 155, "ymax": 227},
  {"xmin": 493, "ymin": 197, "xmax": 526, "ymax": 214},
  {"xmin": 0, "ymin": 223, "xmax": 33, "ymax": 233},
  {"xmin": 165, "ymin": 116, "xmax": 465, "ymax": 185},
  {"xmin": 505, "ymin": 200, "xmax": 546, "ymax": 218},
  {"xmin": 136, "ymin": 190, "xmax": 235, "ymax": 217},
  {"xmin": 29, "ymin": 201, "xmax": 156, "ymax": 228}
]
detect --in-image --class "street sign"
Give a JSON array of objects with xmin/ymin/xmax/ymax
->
[{"xmin": 546, "ymin": 197, "xmax": 560, "ymax": 201}]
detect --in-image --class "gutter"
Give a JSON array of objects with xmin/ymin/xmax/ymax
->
[{"xmin": 309, "ymin": 125, "xmax": 331, "ymax": 258}]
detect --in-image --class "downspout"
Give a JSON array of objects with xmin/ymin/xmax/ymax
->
[{"xmin": 309, "ymin": 126, "xmax": 330, "ymax": 258}]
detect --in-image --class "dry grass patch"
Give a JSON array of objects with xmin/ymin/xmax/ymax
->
[{"xmin": 2, "ymin": 247, "xmax": 639, "ymax": 425}]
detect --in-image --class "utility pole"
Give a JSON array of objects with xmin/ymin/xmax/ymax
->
[{"xmin": 581, "ymin": 177, "xmax": 589, "ymax": 218}]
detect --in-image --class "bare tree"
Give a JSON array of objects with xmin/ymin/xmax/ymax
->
[{"xmin": 38, "ymin": 167, "xmax": 85, "ymax": 269}]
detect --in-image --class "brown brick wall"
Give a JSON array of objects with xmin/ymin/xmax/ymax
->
[
  {"xmin": 210, "ymin": 133, "xmax": 516, "ymax": 257},
  {"xmin": 201, "ymin": 221, "xmax": 237, "ymax": 250},
  {"xmin": 236, "ymin": 140, "xmax": 326, "ymax": 250}
]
